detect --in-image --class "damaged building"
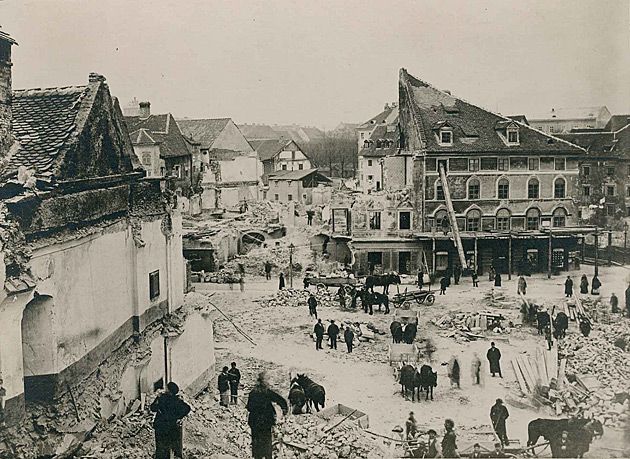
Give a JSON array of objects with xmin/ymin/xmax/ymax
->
[
  {"xmin": 338, "ymin": 69, "xmax": 594, "ymax": 277},
  {"xmin": 0, "ymin": 32, "xmax": 213, "ymax": 428}
]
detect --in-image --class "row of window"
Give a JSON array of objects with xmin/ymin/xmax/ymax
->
[
  {"xmin": 368, "ymin": 211, "xmax": 412, "ymax": 231},
  {"xmin": 582, "ymin": 164, "xmax": 630, "ymax": 177},
  {"xmin": 432, "ymin": 177, "xmax": 567, "ymax": 200},
  {"xmin": 428, "ymin": 156, "xmax": 570, "ymax": 173},
  {"xmin": 583, "ymin": 184, "xmax": 630, "ymax": 198},
  {"xmin": 438, "ymin": 127, "xmax": 520, "ymax": 145},
  {"xmin": 431, "ymin": 207, "xmax": 568, "ymax": 232}
]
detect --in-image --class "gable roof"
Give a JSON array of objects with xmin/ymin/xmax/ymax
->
[
  {"xmin": 358, "ymin": 105, "xmax": 399, "ymax": 129},
  {"xmin": 238, "ymin": 123, "xmax": 281, "ymax": 141},
  {"xmin": 557, "ymin": 125, "xmax": 630, "ymax": 159},
  {"xmin": 605, "ymin": 115, "xmax": 630, "ymax": 132},
  {"xmin": 528, "ymin": 106, "xmax": 608, "ymax": 121},
  {"xmin": 250, "ymin": 138, "xmax": 307, "ymax": 162},
  {"xmin": 7, "ymin": 77, "xmax": 139, "ymax": 178},
  {"xmin": 176, "ymin": 118, "xmax": 231, "ymax": 149},
  {"xmin": 268, "ymin": 168, "xmax": 332, "ymax": 182},
  {"xmin": 399, "ymin": 69, "xmax": 584, "ymax": 155},
  {"xmin": 359, "ymin": 124, "xmax": 399, "ymax": 157},
  {"xmin": 125, "ymin": 113, "xmax": 190, "ymax": 158},
  {"xmin": 129, "ymin": 128, "xmax": 158, "ymax": 145}
]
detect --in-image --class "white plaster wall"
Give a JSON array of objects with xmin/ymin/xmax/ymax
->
[{"xmin": 220, "ymin": 155, "xmax": 260, "ymax": 183}]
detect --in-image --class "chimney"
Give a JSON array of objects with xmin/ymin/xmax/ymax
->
[
  {"xmin": 139, "ymin": 101, "xmax": 151, "ymax": 118},
  {"xmin": 88, "ymin": 72, "xmax": 106, "ymax": 84},
  {"xmin": 0, "ymin": 30, "xmax": 16, "ymax": 157}
]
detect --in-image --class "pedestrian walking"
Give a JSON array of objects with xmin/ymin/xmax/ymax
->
[
  {"xmin": 472, "ymin": 270, "xmax": 479, "ymax": 287},
  {"xmin": 441, "ymin": 419, "xmax": 458, "ymax": 458},
  {"xmin": 454, "ymin": 265, "xmax": 462, "ymax": 285},
  {"xmin": 150, "ymin": 381, "xmax": 191, "ymax": 459},
  {"xmin": 489, "ymin": 265, "xmax": 496, "ymax": 282},
  {"xmin": 487, "ymin": 342, "xmax": 502, "ymax": 378},
  {"xmin": 448, "ymin": 355, "xmax": 461, "ymax": 388},
  {"xmin": 264, "ymin": 261, "xmax": 272, "ymax": 280},
  {"xmin": 471, "ymin": 352, "xmax": 482, "ymax": 385},
  {"xmin": 239, "ymin": 275, "xmax": 245, "ymax": 292},
  {"xmin": 228, "ymin": 362, "xmax": 241, "ymax": 405},
  {"xmin": 490, "ymin": 398, "xmax": 509, "ymax": 446},
  {"xmin": 440, "ymin": 276, "xmax": 448, "ymax": 295},
  {"xmin": 517, "ymin": 276, "xmax": 527, "ymax": 295},
  {"xmin": 591, "ymin": 274, "xmax": 601, "ymax": 295},
  {"xmin": 626, "ymin": 284, "xmax": 630, "ymax": 317},
  {"xmin": 218, "ymin": 366, "xmax": 231, "ymax": 407},
  {"xmin": 494, "ymin": 272, "xmax": 502, "ymax": 288},
  {"xmin": 308, "ymin": 293, "xmax": 318, "ymax": 319},
  {"xmin": 544, "ymin": 325, "xmax": 553, "ymax": 350},
  {"xmin": 579, "ymin": 274, "xmax": 589, "ymax": 294},
  {"xmin": 327, "ymin": 320, "xmax": 339, "ymax": 349},
  {"xmin": 336, "ymin": 286, "xmax": 346, "ymax": 308},
  {"xmin": 245, "ymin": 372, "xmax": 288, "ymax": 459},
  {"xmin": 417, "ymin": 270, "xmax": 424, "ymax": 289},
  {"xmin": 565, "ymin": 275, "xmax": 573, "ymax": 297},
  {"xmin": 279, "ymin": 272, "xmax": 285, "ymax": 290},
  {"xmin": 344, "ymin": 326, "xmax": 354, "ymax": 353},
  {"xmin": 314, "ymin": 319, "xmax": 324, "ymax": 350},
  {"xmin": 306, "ymin": 209, "xmax": 314, "ymax": 225},
  {"xmin": 611, "ymin": 293, "xmax": 620, "ymax": 313}
]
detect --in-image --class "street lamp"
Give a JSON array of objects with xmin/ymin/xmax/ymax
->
[{"xmin": 289, "ymin": 243, "xmax": 295, "ymax": 288}]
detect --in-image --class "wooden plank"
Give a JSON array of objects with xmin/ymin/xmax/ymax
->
[
  {"xmin": 558, "ymin": 359, "xmax": 567, "ymax": 390},
  {"xmin": 518, "ymin": 355, "xmax": 537, "ymax": 391},
  {"xmin": 515, "ymin": 358, "xmax": 532, "ymax": 393},
  {"xmin": 511, "ymin": 360, "xmax": 528, "ymax": 394},
  {"xmin": 523, "ymin": 355, "xmax": 540, "ymax": 387},
  {"xmin": 537, "ymin": 348, "xmax": 550, "ymax": 387}
]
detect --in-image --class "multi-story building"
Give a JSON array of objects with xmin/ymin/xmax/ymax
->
[
  {"xmin": 250, "ymin": 138, "xmax": 312, "ymax": 185},
  {"xmin": 339, "ymin": 70, "xmax": 592, "ymax": 277},
  {"xmin": 528, "ymin": 106, "xmax": 612, "ymax": 134},
  {"xmin": 556, "ymin": 116, "xmax": 630, "ymax": 226}
]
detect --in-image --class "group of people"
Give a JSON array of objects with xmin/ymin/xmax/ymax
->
[
  {"xmin": 447, "ymin": 342, "xmax": 503, "ymax": 389},
  {"xmin": 217, "ymin": 362, "xmax": 242, "ymax": 407},
  {"xmin": 313, "ymin": 317, "xmax": 355, "ymax": 353}
]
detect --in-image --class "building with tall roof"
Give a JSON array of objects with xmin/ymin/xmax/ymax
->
[
  {"xmin": 250, "ymin": 138, "xmax": 312, "ymax": 185},
  {"xmin": 0, "ymin": 32, "xmax": 215, "ymax": 428},
  {"xmin": 528, "ymin": 106, "xmax": 612, "ymax": 134},
  {"xmin": 267, "ymin": 168, "xmax": 332, "ymax": 204}
]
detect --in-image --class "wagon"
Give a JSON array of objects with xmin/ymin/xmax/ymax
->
[
  {"xmin": 303, "ymin": 276, "xmax": 358, "ymax": 293},
  {"xmin": 389, "ymin": 343, "xmax": 420, "ymax": 380},
  {"xmin": 392, "ymin": 288, "xmax": 435, "ymax": 308},
  {"xmin": 394, "ymin": 309, "xmax": 419, "ymax": 325}
]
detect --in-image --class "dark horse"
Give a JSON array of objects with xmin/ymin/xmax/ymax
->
[
  {"xmin": 402, "ymin": 322, "xmax": 417, "ymax": 344},
  {"xmin": 553, "ymin": 311, "xmax": 569, "ymax": 339},
  {"xmin": 399, "ymin": 364, "xmax": 418, "ymax": 401},
  {"xmin": 390, "ymin": 320, "xmax": 403, "ymax": 343},
  {"xmin": 354, "ymin": 288, "xmax": 389, "ymax": 315},
  {"xmin": 399, "ymin": 364, "xmax": 438, "ymax": 401},
  {"xmin": 288, "ymin": 381, "xmax": 306, "ymax": 415},
  {"xmin": 365, "ymin": 273, "xmax": 401, "ymax": 294},
  {"xmin": 527, "ymin": 418, "xmax": 603, "ymax": 458},
  {"xmin": 291, "ymin": 374, "xmax": 326, "ymax": 413},
  {"xmin": 417, "ymin": 364, "xmax": 437, "ymax": 401}
]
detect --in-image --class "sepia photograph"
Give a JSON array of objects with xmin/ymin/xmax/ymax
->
[{"xmin": 0, "ymin": 1, "xmax": 629, "ymax": 458}]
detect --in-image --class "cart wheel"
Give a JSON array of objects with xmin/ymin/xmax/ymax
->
[
  {"xmin": 425, "ymin": 294, "xmax": 435, "ymax": 305},
  {"xmin": 415, "ymin": 296, "xmax": 423, "ymax": 305},
  {"xmin": 316, "ymin": 283, "xmax": 327, "ymax": 292}
]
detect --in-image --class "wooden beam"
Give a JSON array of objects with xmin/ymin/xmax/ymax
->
[{"xmin": 511, "ymin": 359, "xmax": 528, "ymax": 394}]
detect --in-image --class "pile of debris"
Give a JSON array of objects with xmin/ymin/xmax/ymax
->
[
  {"xmin": 277, "ymin": 412, "xmax": 388, "ymax": 459},
  {"xmin": 256, "ymin": 288, "xmax": 339, "ymax": 309},
  {"xmin": 431, "ymin": 310, "xmax": 508, "ymax": 342},
  {"xmin": 245, "ymin": 200, "xmax": 280, "ymax": 226},
  {"xmin": 481, "ymin": 289, "xmax": 516, "ymax": 309}
]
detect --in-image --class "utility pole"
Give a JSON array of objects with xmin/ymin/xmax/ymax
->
[
  {"xmin": 594, "ymin": 229, "xmax": 599, "ymax": 277},
  {"xmin": 607, "ymin": 227, "xmax": 612, "ymax": 267},
  {"xmin": 289, "ymin": 243, "xmax": 295, "ymax": 288},
  {"xmin": 624, "ymin": 222, "xmax": 628, "ymax": 265},
  {"xmin": 547, "ymin": 229, "xmax": 552, "ymax": 279}
]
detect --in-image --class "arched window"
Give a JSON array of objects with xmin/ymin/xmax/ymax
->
[
  {"xmin": 435, "ymin": 180, "xmax": 445, "ymax": 200},
  {"xmin": 496, "ymin": 208, "xmax": 511, "ymax": 231},
  {"xmin": 553, "ymin": 207, "xmax": 567, "ymax": 227},
  {"xmin": 466, "ymin": 209, "xmax": 482, "ymax": 232},
  {"xmin": 435, "ymin": 209, "xmax": 448, "ymax": 229},
  {"xmin": 526, "ymin": 207, "xmax": 541, "ymax": 230},
  {"xmin": 497, "ymin": 178, "xmax": 509, "ymax": 199},
  {"xmin": 554, "ymin": 177, "xmax": 566, "ymax": 199},
  {"xmin": 468, "ymin": 178, "xmax": 480, "ymax": 200},
  {"xmin": 527, "ymin": 178, "xmax": 540, "ymax": 199}
]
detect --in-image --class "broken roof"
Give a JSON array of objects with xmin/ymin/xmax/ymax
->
[
  {"xmin": 177, "ymin": 118, "xmax": 231, "ymax": 149},
  {"xmin": 125, "ymin": 113, "xmax": 190, "ymax": 158},
  {"xmin": 268, "ymin": 168, "xmax": 332, "ymax": 182},
  {"xmin": 557, "ymin": 124, "xmax": 630, "ymax": 159},
  {"xmin": 398, "ymin": 68, "xmax": 584, "ymax": 155}
]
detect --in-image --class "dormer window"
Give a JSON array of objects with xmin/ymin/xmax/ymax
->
[
  {"xmin": 440, "ymin": 130, "xmax": 453, "ymax": 145},
  {"xmin": 507, "ymin": 127, "xmax": 519, "ymax": 144}
]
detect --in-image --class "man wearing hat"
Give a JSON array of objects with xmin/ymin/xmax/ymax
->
[
  {"xmin": 425, "ymin": 429, "xmax": 440, "ymax": 458},
  {"xmin": 150, "ymin": 381, "xmax": 191, "ymax": 459},
  {"xmin": 490, "ymin": 398, "xmax": 510, "ymax": 446}
]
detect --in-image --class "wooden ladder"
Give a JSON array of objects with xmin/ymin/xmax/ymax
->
[{"xmin": 438, "ymin": 164, "xmax": 468, "ymax": 270}]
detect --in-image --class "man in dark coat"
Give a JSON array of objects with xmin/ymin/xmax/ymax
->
[
  {"xmin": 440, "ymin": 276, "xmax": 448, "ymax": 295},
  {"xmin": 417, "ymin": 270, "xmax": 424, "ymax": 289},
  {"xmin": 494, "ymin": 272, "xmax": 502, "ymax": 287},
  {"xmin": 591, "ymin": 275, "xmax": 601, "ymax": 295},
  {"xmin": 314, "ymin": 319, "xmax": 324, "ymax": 350},
  {"xmin": 279, "ymin": 272, "xmax": 285, "ymax": 290},
  {"xmin": 228, "ymin": 362, "xmax": 241, "ymax": 405},
  {"xmin": 344, "ymin": 326, "xmax": 354, "ymax": 353},
  {"xmin": 626, "ymin": 284, "xmax": 630, "ymax": 317},
  {"xmin": 150, "ymin": 382, "xmax": 191, "ymax": 459},
  {"xmin": 580, "ymin": 274, "xmax": 589, "ymax": 294},
  {"xmin": 308, "ymin": 293, "xmax": 318, "ymax": 319},
  {"xmin": 487, "ymin": 342, "xmax": 502, "ymax": 377},
  {"xmin": 264, "ymin": 261, "xmax": 272, "ymax": 280},
  {"xmin": 490, "ymin": 398, "xmax": 509, "ymax": 446},
  {"xmin": 246, "ymin": 372, "xmax": 288, "ymax": 459},
  {"xmin": 472, "ymin": 270, "xmax": 479, "ymax": 287},
  {"xmin": 453, "ymin": 265, "xmax": 462, "ymax": 285},
  {"xmin": 327, "ymin": 320, "xmax": 339, "ymax": 349},
  {"xmin": 218, "ymin": 366, "xmax": 231, "ymax": 407},
  {"xmin": 611, "ymin": 293, "xmax": 619, "ymax": 313},
  {"xmin": 441, "ymin": 419, "xmax": 458, "ymax": 458},
  {"xmin": 564, "ymin": 276, "xmax": 573, "ymax": 297}
]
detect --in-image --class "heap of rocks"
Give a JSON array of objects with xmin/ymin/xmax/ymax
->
[{"xmin": 256, "ymin": 289, "xmax": 339, "ymax": 309}]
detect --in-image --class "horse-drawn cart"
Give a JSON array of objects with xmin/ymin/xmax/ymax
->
[
  {"xmin": 392, "ymin": 288, "xmax": 435, "ymax": 308},
  {"xmin": 394, "ymin": 309, "xmax": 419, "ymax": 325},
  {"xmin": 303, "ymin": 276, "xmax": 358, "ymax": 293},
  {"xmin": 389, "ymin": 343, "xmax": 420, "ymax": 380}
]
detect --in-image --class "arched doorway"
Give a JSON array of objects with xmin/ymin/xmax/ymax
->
[{"xmin": 21, "ymin": 294, "xmax": 56, "ymax": 402}]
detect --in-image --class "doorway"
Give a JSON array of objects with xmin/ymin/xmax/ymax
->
[{"xmin": 398, "ymin": 251, "xmax": 411, "ymax": 274}]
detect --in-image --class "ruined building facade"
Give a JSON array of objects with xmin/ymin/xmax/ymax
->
[{"xmin": 0, "ymin": 34, "xmax": 212, "ymax": 426}]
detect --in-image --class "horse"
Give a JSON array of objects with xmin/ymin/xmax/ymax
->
[
  {"xmin": 416, "ymin": 364, "xmax": 437, "ymax": 401},
  {"xmin": 365, "ymin": 273, "xmax": 401, "ymax": 294},
  {"xmin": 536, "ymin": 310, "xmax": 551, "ymax": 335},
  {"xmin": 528, "ymin": 417, "xmax": 603, "ymax": 457},
  {"xmin": 553, "ymin": 311, "xmax": 569, "ymax": 339},
  {"xmin": 291, "ymin": 374, "xmax": 325, "ymax": 413},
  {"xmin": 398, "ymin": 364, "xmax": 417, "ymax": 401},
  {"xmin": 390, "ymin": 320, "xmax": 403, "ymax": 343},
  {"xmin": 367, "ymin": 291, "xmax": 389, "ymax": 314},
  {"xmin": 402, "ymin": 322, "xmax": 417, "ymax": 344},
  {"xmin": 288, "ymin": 381, "xmax": 306, "ymax": 415}
]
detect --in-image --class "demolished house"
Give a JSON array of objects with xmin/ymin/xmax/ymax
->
[{"xmin": 0, "ymin": 33, "xmax": 214, "ymax": 427}]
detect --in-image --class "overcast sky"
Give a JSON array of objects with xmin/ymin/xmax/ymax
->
[{"xmin": 1, "ymin": 0, "xmax": 629, "ymax": 129}]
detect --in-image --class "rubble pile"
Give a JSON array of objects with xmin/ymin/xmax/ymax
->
[
  {"xmin": 245, "ymin": 200, "xmax": 280, "ymax": 226},
  {"xmin": 256, "ymin": 288, "xmax": 339, "ymax": 309},
  {"xmin": 278, "ymin": 414, "xmax": 388, "ymax": 459},
  {"xmin": 431, "ymin": 310, "xmax": 508, "ymax": 342}
]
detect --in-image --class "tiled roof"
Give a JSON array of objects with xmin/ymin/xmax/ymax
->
[
  {"xmin": 358, "ymin": 106, "xmax": 399, "ymax": 129},
  {"xmin": 9, "ymin": 85, "xmax": 93, "ymax": 176},
  {"xmin": 177, "ymin": 118, "xmax": 231, "ymax": 149},
  {"xmin": 359, "ymin": 124, "xmax": 399, "ymax": 157},
  {"xmin": 129, "ymin": 128, "xmax": 157, "ymax": 145},
  {"xmin": 507, "ymin": 115, "xmax": 529, "ymax": 125},
  {"xmin": 605, "ymin": 115, "xmax": 630, "ymax": 132},
  {"xmin": 250, "ymin": 139, "xmax": 293, "ymax": 161},
  {"xmin": 268, "ymin": 168, "xmax": 331, "ymax": 182},
  {"xmin": 557, "ymin": 125, "xmax": 630, "ymax": 159},
  {"xmin": 0, "ymin": 30, "xmax": 17, "ymax": 45},
  {"xmin": 125, "ymin": 113, "xmax": 190, "ymax": 158},
  {"xmin": 528, "ymin": 106, "xmax": 607, "ymax": 121},
  {"xmin": 399, "ymin": 69, "xmax": 584, "ymax": 155},
  {"xmin": 238, "ymin": 124, "xmax": 280, "ymax": 141}
]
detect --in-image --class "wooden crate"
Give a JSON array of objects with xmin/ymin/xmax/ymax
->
[{"xmin": 315, "ymin": 403, "xmax": 369, "ymax": 429}]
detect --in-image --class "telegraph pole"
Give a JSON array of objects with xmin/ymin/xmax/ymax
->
[
  {"xmin": 289, "ymin": 243, "xmax": 295, "ymax": 288},
  {"xmin": 607, "ymin": 227, "xmax": 612, "ymax": 267},
  {"xmin": 594, "ymin": 229, "xmax": 599, "ymax": 277}
]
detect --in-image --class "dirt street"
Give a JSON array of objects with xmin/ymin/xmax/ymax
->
[{"xmin": 197, "ymin": 265, "xmax": 630, "ymax": 458}]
